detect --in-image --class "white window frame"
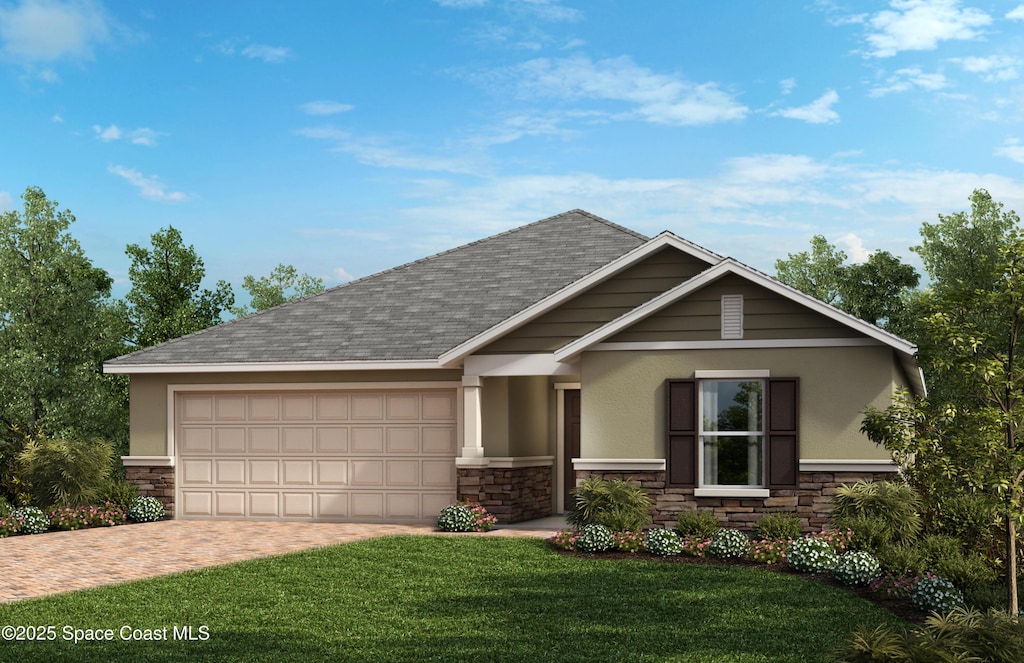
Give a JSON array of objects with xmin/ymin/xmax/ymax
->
[{"xmin": 697, "ymin": 378, "xmax": 767, "ymax": 492}]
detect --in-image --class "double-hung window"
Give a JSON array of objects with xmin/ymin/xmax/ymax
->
[{"xmin": 700, "ymin": 379, "xmax": 764, "ymax": 487}]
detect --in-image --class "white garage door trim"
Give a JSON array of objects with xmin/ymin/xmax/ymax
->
[{"xmin": 169, "ymin": 382, "xmax": 462, "ymax": 523}]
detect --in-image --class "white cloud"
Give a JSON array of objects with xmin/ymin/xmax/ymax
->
[
  {"xmin": 869, "ymin": 67, "xmax": 948, "ymax": 96},
  {"xmin": 128, "ymin": 127, "xmax": 159, "ymax": 146},
  {"xmin": 772, "ymin": 89, "xmax": 840, "ymax": 124},
  {"xmin": 1007, "ymin": 5, "xmax": 1024, "ymax": 20},
  {"xmin": 92, "ymin": 123, "xmax": 121, "ymax": 141},
  {"xmin": 297, "ymin": 126, "xmax": 483, "ymax": 175},
  {"xmin": 434, "ymin": 0, "xmax": 487, "ymax": 6},
  {"xmin": 835, "ymin": 232, "xmax": 872, "ymax": 262},
  {"xmin": 779, "ymin": 78, "xmax": 797, "ymax": 95},
  {"xmin": 300, "ymin": 101, "xmax": 354, "ymax": 116},
  {"xmin": 241, "ymin": 43, "xmax": 290, "ymax": 63},
  {"xmin": 511, "ymin": 55, "xmax": 748, "ymax": 126},
  {"xmin": 995, "ymin": 138, "xmax": 1024, "ymax": 164},
  {"xmin": 0, "ymin": 0, "xmax": 110, "ymax": 62},
  {"xmin": 951, "ymin": 55, "xmax": 1019, "ymax": 82},
  {"xmin": 562, "ymin": 37, "xmax": 585, "ymax": 49},
  {"xmin": 862, "ymin": 0, "xmax": 991, "ymax": 58},
  {"xmin": 510, "ymin": 0, "xmax": 582, "ymax": 22},
  {"xmin": 332, "ymin": 267, "xmax": 355, "ymax": 282},
  {"xmin": 108, "ymin": 165, "xmax": 187, "ymax": 202},
  {"xmin": 51, "ymin": 113, "xmax": 62, "ymax": 122}
]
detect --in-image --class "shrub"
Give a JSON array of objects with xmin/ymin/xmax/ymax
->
[
  {"xmin": 0, "ymin": 498, "xmax": 10, "ymax": 518},
  {"xmin": 127, "ymin": 496, "xmax": 165, "ymax": 524},
  {"xmin": 835, "ymin": 607, "xmax": 1024, "ymax": 663},
  {"xmin": 98, "ymin": 479, "xmax": 139, "ymax": 509},
  {"xmin": 870, "ymin": 571, "xmax": 926, "ymax": 600},
  {"xmin": 833, "ymin": 551, "xmax": 881, "ymax": 586},
  {"xmin": 876, "ymin": 543, "xmax": 928, "ymax": 575},
  {"xmin": 466, "ymin": 504, "xmax": 497, "ymax": 532},
  {"xmin": 0, "ymin": 515, "xmax": 18, "ymax": 537},
  {"xmin": 753, "ymin": 513, "xmax": 801, "ymax": 541},
  {"xmin": 680, "ymin": 535, "xmax": 711, "ymax": 558},
  {"xmin": 831, "ymin": 480, "xmax": 922, "ymax": 547},
  {"xmin": 748, "ymin": 538, "xmax": 788, "ymax": 564},
  {"xmin": 917, "ymin": 534, "xmax": 998, "ymax": 593},
  {"xmin": 16, "ymin": 437, "xmax": 115, "ymax": 509},
  {"xmin": 813, "ymin": 528, "xmax": 853, "ymax": 554},
  {"xmin": 12, "ymin": 506, "xmax": 49, "ymax": 534},
  {"xmin": 611, "ymin": 530, "xmax": 644, "ymax": 553},
  {"xmin": 675, "ymin": 509, "xmax": 720, "ymax": 538},
  {"xmin": 567, "ymin": 478, "xmax": 653, "ymax": 533},
  {"xmin": 837, "ymin": 514, "xmax": 892, "ymax": 554},
  {"xmin": 911, "ymin": 576, "xmax": 964, "ymax": 614},
  {"xmin": 787, "ymin": 535, "xmax": 839, "ymax": 573},
  {"xmin": 576, "ymin": 524, "xmax": 613, "ymax": 553},
  {"xmin": 645, "ymin": 528, "xmax": 684, "ymax": 556},
  {"xmin": 84, "ymin": 502, "xmax": 127, "ymax": 527},
  {"xmin": 548, "ymin": 528, "xmax": 578, "ymax": 551},
  {"xmin": 708, "ymin": 528, "xmax": 748, "ymax": 559},
  {"xmin": 48, "ymin": 505, "xmax": 88, "ymax": 531}
]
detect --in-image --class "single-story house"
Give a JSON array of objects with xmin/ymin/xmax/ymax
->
[{"xmin": 104, "ymin": 210, "xmax": 923, "ymax": 529}]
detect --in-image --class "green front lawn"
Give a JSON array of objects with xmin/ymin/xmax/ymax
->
[{"xmin": 0, "ymin": 536, "xmax": 905, "ymax": 662}]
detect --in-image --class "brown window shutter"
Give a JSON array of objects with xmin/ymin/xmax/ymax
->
[
  {"xmin": 767, "ymin": 378, "xmax": 799, "ymax": 489},
  {"xmin": 666, "ymin": 379, "xmax": 696, "ymax": 487}
]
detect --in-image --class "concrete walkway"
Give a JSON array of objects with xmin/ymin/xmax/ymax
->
[{"xmin": 0, "ymin": 519, "xmax": 559, "ymax": 603}]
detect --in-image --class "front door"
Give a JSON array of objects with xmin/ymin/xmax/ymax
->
[{"xmin": 563, "ymin": 389, "xmax": 581, "ymax": 511}]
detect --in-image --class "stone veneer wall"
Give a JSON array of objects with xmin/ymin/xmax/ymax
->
[
  {"xmin": 457, "ymin": 465, "xmax": 553, "ymax": 523},
  {"xmin": 575, "ymin": 469, "xmax": 898, "ymax": 531},
  {"xmin": 125, "ymin": 466, "xmax": 175, "ymax": 518}
]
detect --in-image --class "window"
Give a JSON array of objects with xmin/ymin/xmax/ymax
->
[
  {"xmin": 666, "ymin": 377, "xmax": 799, "ymax": 491},
  {"xmin": 700, "ymin": 380, "xmax": 764, "ymax": 487}
]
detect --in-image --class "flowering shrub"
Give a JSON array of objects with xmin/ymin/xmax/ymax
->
[
  {"xmin": 645, "ymin": 528, "xmax": 684, "ymax": 556},
  {"xmin": 128, "ymin": 496, "xmax": 166, "ymax": 524},
  {"xmin": 911, "ymin": 576, "xmax": 964, "ymax": 614},
  {"xmin": 548, "ymin": 528, "xmax": 579, "ymax": 551},
  {"xmin": 437, "ymin": 504, "xmax": 475, "ymax": 532},
  {"xmin": 709, "ymin": 528, "xmax": 748, "ymax": 559},
  {"xmin": 0, "ymin": 515, "xmax": 18, "ymax": 537},
  {"xmin": 612, "ymin": 530, "xmax": 644, "ymax": 553},
  {"xmin": 870, "ymin": 571, "xmax": 927, "ymax": 600},
  {"xmin": 786, "ymin": 535, "xmax": 839, "ymax": 573},
  {"xmin": 747, "ymin": 538, "xmax": 790, "ymax": 564},
  {"xmin": 48, "ymin": 503, "xmax": 128, "ymax": 531},
  {"xmin": 812, "ymin": 528, "xmax": 853, "ymax": 553},
  {"xmin": 833, "ymin": 551, "xmax": 881, "ymax": 586},
  {"xmin": 467, "ymin": 504, "xmax": 498, "ymax": 532},
  {"xmin": 680, "ymin": 536, "xmax": 711, "ymax": 558},
  {"xmin": 576, "ymin": 524, "xmax": 614, "ymax": 553},
  {"xmin": 13, "ymin": 506, "xmax": 49, "ymax": 534}
]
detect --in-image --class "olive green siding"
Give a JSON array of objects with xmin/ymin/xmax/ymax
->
[
  {"xmin": 478, "ymin": 247, "xmax": 712, "ymax": 354},
  {"xmin": 127, "ymin": 369, "xmax": 464, "ymax": 457},
  {"xmin": 579, "ymin": 347, "xmax": 899, "ymax": 461},
  {"xmin": 609, "ymin": 274, "xmax": 862, "ymax": 343},
  {"xmin": 480, "ymin": 375, "xmax": 553, "ymax": 457}
]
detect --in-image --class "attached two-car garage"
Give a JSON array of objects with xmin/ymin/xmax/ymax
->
[{"xmin": 174, "ymin": 388, "xmax": 458, "ymax": 523}]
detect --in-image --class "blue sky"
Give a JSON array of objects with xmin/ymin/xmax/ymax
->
[{"xmin": 2, "ymin": 0, "xmax": 1024, "ymax": 301}]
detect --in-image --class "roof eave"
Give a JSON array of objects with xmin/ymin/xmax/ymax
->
[{"xmin": 102, "ymin": 359, "xmax": 446, "ymax": 375}]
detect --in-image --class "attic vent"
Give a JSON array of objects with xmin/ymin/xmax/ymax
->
[{"xmin": 721, "ymin": 295, "xmax": 743, "ymax": 339}]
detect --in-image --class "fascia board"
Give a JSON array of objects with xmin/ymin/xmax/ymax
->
[
  {"xmin": 438, "ymin": 233, "xmax": 720, "ymax": 367},
  {"xmin": 102, "ymin": 359, "xmax": 443, "ymax": 374}
]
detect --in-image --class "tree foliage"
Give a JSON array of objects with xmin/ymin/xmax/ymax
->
[
  {"xmin": 775, "ymin": 236, "xmax": 919, "ymax": 329},
  {"xmin": 124, "ymin": 226, "xmax": 234, "ymax": 347},
  {"xmin": 0, "ymin": 187, "xmax": 128, "ymax": 500},
  {"xmin": 862, "ymin": 189, "xmax": 1024, "ymax": 614},
  {"xmin": 232, "ymin": 263, "xmax": 324, "ymax": 316}
]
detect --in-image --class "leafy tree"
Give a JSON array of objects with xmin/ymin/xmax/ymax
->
[
  {"xmin": 863, "ymin": 190, "xmax": 1024, "ymax": 614},
  {"xmin": 775, "ymin": 236, "xmax": 919, "ymax": 330},
  {"xmin": 0, "ymin": 187, "xmax": 128, "ymax": 500},
  {"xmin": 232, "ymin": 263, "xmax": 324, "ymax": 316},
  {"xmin": 124, "ymin": 226, "xmax": 234, "ymax": 347}
]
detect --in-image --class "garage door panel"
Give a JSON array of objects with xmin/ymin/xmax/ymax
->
[
  {"xmin": 351, "ymin": 427, "xmax": 383, "ymax": 453},
  {"xmin": 216, "ymin": 459, "xmax": 246, "ymax": 484},
  {"xmin": 282, "ymin": 427, "xmax": 314, "ymax": 453},
  {"xmin": 213, "ymin": 427, "xmax": 246, "ymax": 453},
  {"xmin": 178, "ymin": 388, "xmax": 456, "ymax": 524},
  {"xmin": 180, "ymin": 428, "xmax": 213, "ymax": 453},
  {"xmin": 249, "ymin": 428, "xmax": 280, "ymax": 453}
]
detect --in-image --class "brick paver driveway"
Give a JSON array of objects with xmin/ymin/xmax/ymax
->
[{"xmin": 0, "ymin": 520, "xmax": 555, "ymax": 602}]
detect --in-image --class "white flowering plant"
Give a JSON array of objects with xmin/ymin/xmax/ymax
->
[
  {"xmin": 437, "ymin": 502, "xmax": 498, "ymax": 532},
  {"xmin": 708, "ymin": 528, "xmax": 748, "ymax": 559},
  {"xmin": 645, "ymin": 528, "xmax": 684, "ymax": 556},
  {"xmin": 576, "ymin": 524, "xmax": 614, "ymax": 553},
  {"xmin": 786, "ymin": 535, "xmax": 839, "ymax": 573},
  {"xmin": 833, "ymin": 551, "xmax": 881, "ymax": 586},
  {"xmin": 12, "ymin": 506, "xmax": 49, "ymax": 534},
  {"xmin": 911, "ymin": 576, "xmax": 964, "ymax": 614},
  {"xmin": 128, "ymin": 496, "xmax": 165, "ymax": 523}
]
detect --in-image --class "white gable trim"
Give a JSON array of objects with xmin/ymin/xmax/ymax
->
[
  {"xmin": 437, "ymin": 232, "xmax": 721, "ymax": 367},
  {"xmin": 464, "ymin": 353, "xmax": 578, "ymax": 377},
  {"xmin": 554, "ymin": 258, "xmax": 917, "ymax": 362}
]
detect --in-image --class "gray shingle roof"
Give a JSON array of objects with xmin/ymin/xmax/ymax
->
[{"xmin": 105, "ymin": 210, "xmax": 649, "ymax": 366}]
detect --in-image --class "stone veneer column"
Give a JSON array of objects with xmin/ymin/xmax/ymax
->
[
  {"xmin": 124, "ymin": 465, "xmax": 175, "ymax": 518},
  {"xmin": 457, "ymin": 464, "xmax": 553, "ymax": 523}
]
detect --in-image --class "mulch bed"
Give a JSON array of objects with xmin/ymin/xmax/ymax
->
[{"xmin": 556, "ymin": 547, "xmax": 925, "ymax": 624}]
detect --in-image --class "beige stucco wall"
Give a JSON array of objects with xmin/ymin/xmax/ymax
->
[
  {"xmin": 127, "ymin": 369, "xmax": 464, "ymax": 457},
  {"xmin": 579, "ymin": 346, "xmax": 901, "ymax": 461},
  {"xmin": 480, "ymin": 375, "xmax": 551, "ymax": 457}
]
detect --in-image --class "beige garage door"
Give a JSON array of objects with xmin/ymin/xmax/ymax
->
[{"xmin": 176, "ymin": 389, "xmax": 458, "ymax": 523}]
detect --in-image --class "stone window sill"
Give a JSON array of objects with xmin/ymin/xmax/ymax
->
[{"xmin": 694, "ymin": 488, "xmax": 770, "ymax": 498}]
